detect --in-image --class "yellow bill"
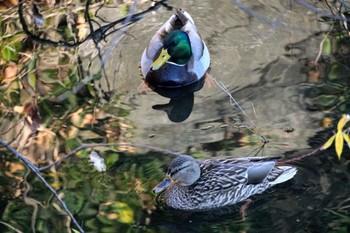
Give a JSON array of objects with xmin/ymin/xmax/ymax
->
[{"xmin": 151, "ymin": 48, "xmax": 171, "ymax": 70}]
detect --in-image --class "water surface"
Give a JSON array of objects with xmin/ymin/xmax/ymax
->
[{"xmin": 1, "ymin": 0, "xmax": 349, "ymax": 232}]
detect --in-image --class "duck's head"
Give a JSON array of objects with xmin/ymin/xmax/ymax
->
[
  {"xmin": 151, "ymin": 30, "xmax": 192, "ymax": 71},
  {"xmin": 153, "ymin": 155, "xmax": 200, "ymax": 193}
]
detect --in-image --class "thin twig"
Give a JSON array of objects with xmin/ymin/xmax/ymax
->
[
  {"xmin": 0, "ymin": 221, "xmax": 23, "ymax": 233},
  {"xmin": 277, "ymin": 146, "xmax": 322, "ymax": 164},
  {"xmin": 295, "ymin": 0, "xmax": 350, "ymax": 22},
  {"xmin": 101, "ymin": 0, "xmax": 138, "ymax": 67},
  {"xmin": 314, "ymin": 30, "xmax": 332, "ymax": 66},
  {"xmin": 210, "ymin": 75, "xmax": 269, "ymax": 145},
  {"xmin": 0, "ymin": 140, "xmax": 85, "ymax": 233},
  {"xmin": 39, "ymin": 142, "xmax": 189, "ymax": 171}
]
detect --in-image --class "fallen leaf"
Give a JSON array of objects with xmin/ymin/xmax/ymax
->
[
  {"xmin": 2, "ymin": 64, "xmax": 18, "ymax": 83},
  {"xmin": 307, "ymin": 70, "xmax": 321, "ymax": 83},
  {"xmin": 13, "ymin": 105, "xmax": 25, "ymax": 114}
]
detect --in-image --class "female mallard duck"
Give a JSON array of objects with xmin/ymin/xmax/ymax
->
[
  {"xmin": 140, "ymin": 9, "xmax": 210, "ymax": 89},
  {"xmin": 153, "ymin": 155, "xmax": 297, "ymax": 210}
]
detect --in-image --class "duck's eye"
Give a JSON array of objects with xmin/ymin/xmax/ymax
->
[{"xmin": 173, "ymin": 41, "xmax": 178, "ymax": 45}]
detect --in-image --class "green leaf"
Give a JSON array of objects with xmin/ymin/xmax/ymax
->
[
  {"xmin": 119, "ymin": 4, "xmax": 129, "ymax": 17},
  {"xmin": 28, "ymin": 57, "xmax": 36, "ymax": 70},
  {"xmin": 105, "ymin": 153, "xmax": 119, "ymax": 168},
  {"xmin": 328, "ymin": 64, "xmax": 341, "ymax": 81},
  {"xmin": 1, "ymin": 46, "xmax": 14, "ymax": 61},
  {"xmin": 313, "ymin": 95, "xmax": 337, "ymax": 107},
  {"xmin": 28, "ymin": 73, "xmax": 37, "ymax": 90},
  {"xmin": 322, "ymin": 37, "xmax": 332, "ymax": 55},
  {"xmin": 39, "ymin": 69, "xmax": 65, "ymax": 86},
  {"xmin": 1, "ymin": 37, "xmax": 23, "ymax": 61}
]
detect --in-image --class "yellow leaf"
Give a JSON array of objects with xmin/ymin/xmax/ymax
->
[
  {"xmin": 115, "ymin": 202, "xmax": 134, "ymax": 224},
  {"xmin": 337, "ymin": 114, "xmax": 349, "ymax": 131},
  {"xmin": 335, "ymin": 131, "xmax": 344, "ymax": 159},
  {"xmin": 343, "ymin": 133, "xmax": 350, "ymax": 149},
  {"xmin": 321, "ymin": 134, "xmax": 335, "ymax": 150}
]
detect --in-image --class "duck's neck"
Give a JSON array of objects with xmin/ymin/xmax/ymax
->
[{"xmin": 169, "ymin": 52, "xmax": 191, "ymax": 65}]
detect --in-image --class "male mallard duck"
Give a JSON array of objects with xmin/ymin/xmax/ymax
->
[
  {"xmin": 153, "ymin": 155, "xmax": 297, "ymax": 210},
  {"xmin": 140, "ymin": 9, "xmax": 210, "ymax": 89}
]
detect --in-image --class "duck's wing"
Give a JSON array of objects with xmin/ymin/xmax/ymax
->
[
  {"xmin": 194, "ymin": 159, "xmax": 279, "ymax": 193},
  {"xmin": 215, "ymin": 155, "xmax": 283, "ymax": 165},
  {"xmin": 178, "ymin": 10, "xmax": 210, "ymax": 78},
  {"xmin": 215, "ymin": 156, "xmax": 294, "ymax": 184}
]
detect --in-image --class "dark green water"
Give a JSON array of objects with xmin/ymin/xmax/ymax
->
[{"xmin": 1, "ymin": 0, "xmax": 349, "ymax": 232}]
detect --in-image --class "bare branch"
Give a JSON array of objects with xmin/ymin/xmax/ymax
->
[
  {"xmin": 0, "ymin": 140, "xmax": 85, "ymax": 233},
  {"xmin": 39, "ymin": 142, "xmax": 190, "ymax": 171}
]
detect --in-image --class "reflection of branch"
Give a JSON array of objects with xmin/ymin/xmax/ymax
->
[
  {"xmin": 101, "ymin": 0, "xmax": 138, "ymax": 67},
  {"xmin": 277, "ymin": 146, "xmax": 322, "ymax": 165},
  {"xmin": 314, "ymin": 31, "xmax": 332, "ymax": 66},
  {"xmin": 231, "ymin": 0, "xmax": 297, "ymax": 31},
  {"xmin": 0, "ymin": 221, "xmax": 22, "ymax": 233},
  {"xmin": 18, "ymin": 0, "xmax": 169, "ymax": 48},
  {"xmin": 295, "ymin": 0, "xmax": 350, "ymax": 22},
  {"xmin": 210, "ymin": 74, "xmax": 269, "ymax": 145},
  {"xmin": 97, "ymin": 0, "xmax": 139, "ymax": 93},
  {"xmin": 39, "ymin": 142, "xmax": 189, "ymax": 171},
  {"xmin": 39, "ymin": 142, "xmax": 323, "ymax": 174},
  {"xmin": 18, "ymin": 2, "xmax": 85, "ymax": 48},
  {"xmin": 0, "ymin": 140, "xmax": 85, "ymax": 233}
]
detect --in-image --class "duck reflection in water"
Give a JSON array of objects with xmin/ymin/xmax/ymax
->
[
  {"xmin": 140, "ymin": 9, "xmax": 210, "ymax": 122},
  {"xmin": 151, "ymin": 77, "xmax": 204, "ymax": 122}
]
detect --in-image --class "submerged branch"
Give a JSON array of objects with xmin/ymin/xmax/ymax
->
[
  {"xmin": 209, "ymin": 75, "xmax": 269, "ymax": 145},
  {"xmin": 295, "ymin": 0, "xmax": 350, "ymax": 22}
]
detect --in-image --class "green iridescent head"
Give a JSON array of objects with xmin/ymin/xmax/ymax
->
[{"xmin": 151, "ymin": 30, "xmax": 192, "ymax": 70}]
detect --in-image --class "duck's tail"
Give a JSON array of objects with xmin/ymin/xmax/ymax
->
[
  {"xmin": 269, "ymin": 166, "xmax": 297, "ymax": 185},
  {"xmin": 173, "ymin": 9, "xmax": 195, "ymax": 26}
]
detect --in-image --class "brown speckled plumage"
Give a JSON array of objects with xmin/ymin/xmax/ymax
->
[{"xmin": 154, "ymin": 155, "xmax": 297, "ymax": 210}]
